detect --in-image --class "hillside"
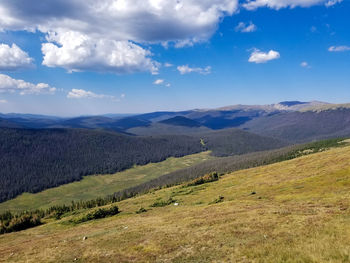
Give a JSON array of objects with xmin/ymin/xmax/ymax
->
[
  {"xmin": 0, "ymin": 152, "xmax": 214, "ymax": 213},
  {"xmin": 159, "ymin": 116, "xmax": 202, "ymax": 127},
  {"xmin": 1, "ymin": 144, "xmax": 350, "ymax": 262},
  {"xmin": 242, "ymin": 108, "xmax": 350, "ymax": 142},
  {"xmin": 127, "ymin": 123, "xmax": 212, "ymax": 136},
  {"xmin": 0, "ymin": 127, "xmax": 285, "ymax": 203},
  {"xmin": 0, "ymin": 138, "xmax": 340, "ymax": 214},
  {"xmin": 199, "ymin": 128, "xmax": 286, "ymax": 156},
  {"xmin": 0, "ymin": 118, "xmax": 22, "ymax": 128},
  {"xmin": 0, "ymin": 128, "xmax": 205, "ymax": 202}
]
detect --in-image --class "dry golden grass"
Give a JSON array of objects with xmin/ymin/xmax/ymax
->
[{"xmin": 1, "ymin": 146, "xmax": 350, "ymax": 262}]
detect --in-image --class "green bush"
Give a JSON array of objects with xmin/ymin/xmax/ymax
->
[
  {"xmin": 187, "ymin": 172, "xmax": 219, "ymax": 187},
  {"xmin": 0, "ymin": 213, "xmax": 42, "ymax": 234},
  {"xmin": 150, "ymin": 197, "xmax": 175, "ymax": 207},
  {"xmin": 74, "ymin": 206, "xmax": 119, "ymax": 224}
]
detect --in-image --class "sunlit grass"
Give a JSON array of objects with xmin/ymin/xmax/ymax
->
[{"xmin": 1, "ymin": 146, "xmax": 350, "ymax": 262}]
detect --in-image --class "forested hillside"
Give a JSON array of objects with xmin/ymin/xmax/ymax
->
[
  {"xmin": 241, "ymin": 108, "xmax": 350, "ymax": 142},
  {"xmin": 199, "ymin": 128, "xmax": 286, "ymax": 156},
  {"xmin": 0, "ymin": 127, "xmax": 285, "ymax": 203},
  {"xmin": 0, "ymin": 128, "xmax": 204, "ymax": 202}
]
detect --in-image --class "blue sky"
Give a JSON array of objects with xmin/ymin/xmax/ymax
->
[{"xmin": 0, "ymin": 0, "xmax": 349, "ymax": 116}]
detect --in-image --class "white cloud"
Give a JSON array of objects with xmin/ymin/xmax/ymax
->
[
  {"xmin": 42, "ymin": 31, "xmax": 158, "ymax": 74},
  {"xmin": 235, "ymin": 22, "xmax": 257, "ymax": 33},
  {"xmin": 153, "ymin": 79, "xmax": 164, "ymax": 85},
  {"xmin": 67, "ymin": 88, "xmax": 116, "ymax": 99},
  {"xmin": 174, "ymin": 39, "xmax": 196, "ymax": 48},
  {"xmin": 153, "ymin": 79, "xmax": 171, "ymax": 87},
  {"xmin": 0, "ymin": 1, "xmax": 239, "ymax": 43},
  {"xmin": 300, "ymin": 61, "xmax": 311, "ymax": 68},
  {"xmin": 328, "ymin": 45, "xmax": 350, "ymax": 52},
  {"xmin": 0, "ymin": 43, "xmax": 34, "ymax": 71},
  {"xmin": 164, "ymin": 62, "xmax": 173, "ymax": 67},
  {"xmin": 0, "ymin": 74, "xmax": 56, "ymax": 95},
  {"xmin": 325, "ymin": 0, "xmax": 343, "ymax": 7},
  {"xmin": 248, "ymin": 49, "xmax": 280, "ymax": 64},
  {"xmin": 0, "ymin": 1, "xmax": 239, "ymax": 74},
  {"xmin": 0, "ymin": 99, "xmax": 7, "ymax": 103},
  {"xmin": 177, "ymin": 65, "xmax": 211, "ymax": 75},
  {"xmin": 242, "ymin": 0, "xmax": 342, "ymax": 10}
]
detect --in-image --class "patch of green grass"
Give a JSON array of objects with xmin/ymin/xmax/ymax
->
[{"xmin": 0, "ymin": 152, "xmax": 214, "ymax": 213}]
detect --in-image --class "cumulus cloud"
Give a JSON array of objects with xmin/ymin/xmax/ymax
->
[
  {"xmin": 42, "ymin": 31, "xmax": 158, "ymax": 74},
  {"xmin": 153, "ymin": 79, "xmax": 164, "ymax": 85},
  {"xmin": 328, "ymin": 45, "xmax": 350, "ymax": 52},
  {"xmin": 242, "ymin": 0, "xmax": 342, "ymax": 10},
  {"xmin": 235, "ymin": 22, "xmax": 257, "ymax": 33},
  {"xmin": 0, "ymin": 1, "xmax": 239, "ymax": 73},
  {"xmin": 0, "ymin": 1, "xmax": 238, "ymax": 42},
  {"xmin": 153, "ymin": 79, "xmax": 171, "ymax": 87},
  {"xmin": 0, "ymin": 74, "xmax": 56, "ymax": 95},
  {"xmin": 248, "ymin": 49, "xmax": 280, "ymax": 64},
  {"xmin": 0, "ymin": 43, "xmax": 34, "ymax": 71},
  {"xmin": 67, "ymin": 88, "xmax": 118, "ymax": 100},
  {"xmin": 177, "ymin": 65, "xmax": 211, "ymax": 75}
]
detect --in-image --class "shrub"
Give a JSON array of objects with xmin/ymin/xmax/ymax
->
[
  {"xmin": 0, "ymin": 213, "xmax": 42, "ymax": 234},
  {"xmin": 187, "ymin": 172, "xmax": 219, "ymax": 187},
  {"xmin": 150, "ymin": 197, "xmax": 175, "ymax": 207},
  {"xmin": 74, "ymin": 206, "xmax": 119, "ymax": 224}
]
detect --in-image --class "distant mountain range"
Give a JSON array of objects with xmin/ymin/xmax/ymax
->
[{"xmin": 2, "ymin": 101, "xmax": 350, "ymax": 142}]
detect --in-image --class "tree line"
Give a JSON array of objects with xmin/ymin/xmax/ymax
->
[{"xmin": 0, "ymin": 128, "xmax": 205, "ymax": 202}]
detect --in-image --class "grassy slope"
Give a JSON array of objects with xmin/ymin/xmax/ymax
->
[
  {"xmin": 1, "ymin": 146, "xmax": 350, "ymax": 262},
  {"xmin": 0, "ymin": 152, "xmax": 214, "ymax": 213}
]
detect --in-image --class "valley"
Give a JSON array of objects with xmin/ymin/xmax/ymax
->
[
  {"xmin": 0, "ymin": 151, "xmax": 214, "ymax": 213},
  {"xmin": 0, "ymin": 1, "xmax": 349, "ymax": 262},
  {"xmin": 1, "ymin": 101, "xmax": 350, "ymax": 262},
  {"xmin": 1, "ymin": 143, "xmax": 350, "ymax": 262}
]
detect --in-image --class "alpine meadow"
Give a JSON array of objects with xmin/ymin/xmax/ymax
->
[{"xmin": 0, "ymin": 0, "xmax": 350, "ymax": 262}]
